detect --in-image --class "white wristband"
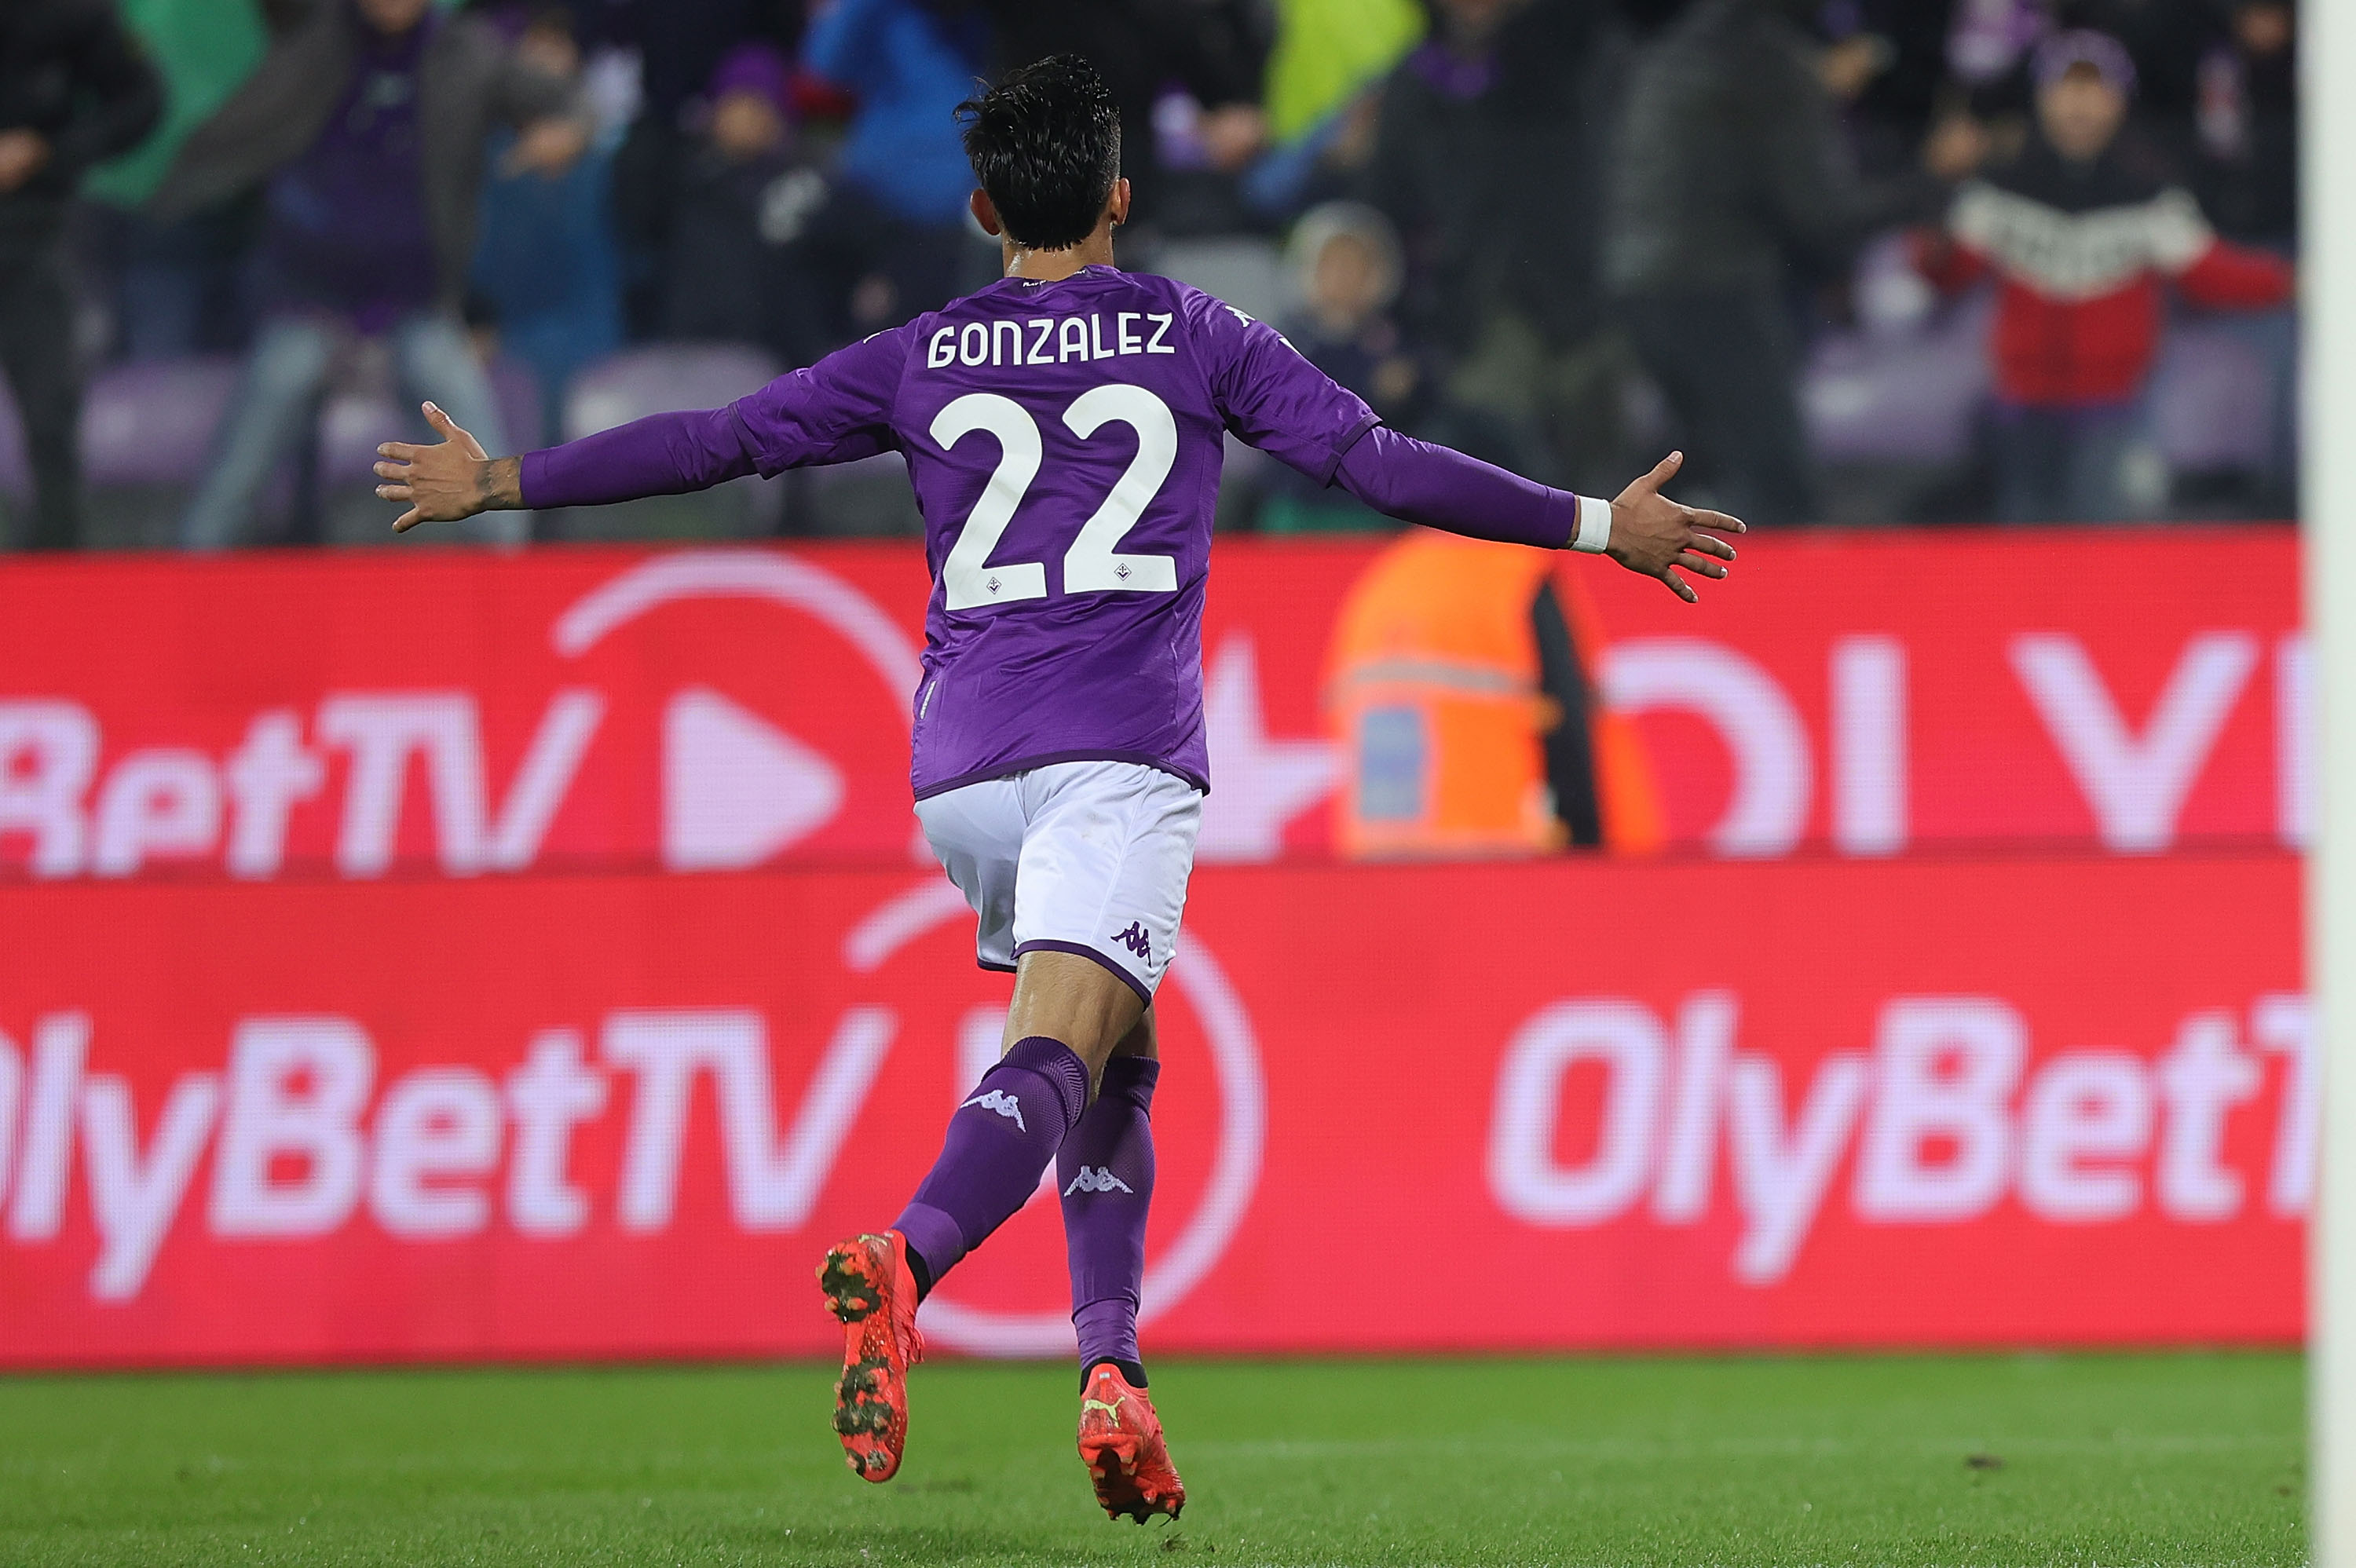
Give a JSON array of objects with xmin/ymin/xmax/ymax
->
[{"xmin": 1571, "ymin": 494, "xmax": 1613, "ymax": 554}]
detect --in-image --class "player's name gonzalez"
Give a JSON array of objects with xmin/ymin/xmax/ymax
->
[{"xmin": 925, "ymin": 313, "xmax": 1180, "ymax": 371}]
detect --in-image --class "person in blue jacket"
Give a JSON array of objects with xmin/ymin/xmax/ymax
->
[{"xmin": 795, "ymin": 0, "xmax": 992, "ymax": 342}]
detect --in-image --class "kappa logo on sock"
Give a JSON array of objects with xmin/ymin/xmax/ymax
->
[
  {"xmin": 1063, "ymin": 1165, "xmax": 1135, "ymax": 1197},
  {"xmin": 1112, "ymin": 922, "xmax": 1153, "ymax": 961},
  {"xmin": 960, "ymin": 1087, "xmax": 1026, "ymax": 1131}
]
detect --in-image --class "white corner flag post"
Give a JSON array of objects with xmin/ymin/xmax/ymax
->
[{"xmin": 2312, "ymin": 0, "xmax": 2356, "ymax": 1556}]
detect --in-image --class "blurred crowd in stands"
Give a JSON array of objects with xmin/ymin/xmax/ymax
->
[{"xmin": 0, "ymin": 0, "xmax": 2302, "ymax": 550}]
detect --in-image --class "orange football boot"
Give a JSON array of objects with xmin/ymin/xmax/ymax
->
[
  {"xmin": 817, "ymin": 1231, "xmax": 925, "ymax": 1482},
  {"xmin": 1076, "ymin": 1362, "xmax": 1187, "ymax": 1522}
]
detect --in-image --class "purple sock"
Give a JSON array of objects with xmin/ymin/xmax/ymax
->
[
  {"xmin": 1059, "ymin": 1056, "xmax": 1158, "ymax": 1379},
  {"xmin": 893, "ymin": 1036, "xmax": 1089, "ymax": 1288}
]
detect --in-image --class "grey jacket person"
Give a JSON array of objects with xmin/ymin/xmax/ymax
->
[
  {"xmin": 149, "ymin": 0, "xmax": 580, "ymax": 314},
  {"xmin": 1604, "ymin": 0, "xmax": 1942, "ymax": 299}
]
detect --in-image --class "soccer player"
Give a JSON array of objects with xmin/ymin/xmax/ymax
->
[{"xmin": 374, "ymin": 54, "xmax": 1740, "ymax": 1524}]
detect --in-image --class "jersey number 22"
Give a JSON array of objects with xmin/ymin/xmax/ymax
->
[{"xmin": 931, "ymin": 385, "xmax": 1180, "ymax": 612}]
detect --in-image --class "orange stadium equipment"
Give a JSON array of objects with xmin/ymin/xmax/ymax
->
[{"xmin": 1324, "ymin": 532, "xmax": 1664, "ymax": 860}]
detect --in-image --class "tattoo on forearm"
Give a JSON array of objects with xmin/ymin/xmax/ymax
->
[{"xmin": 478, "ymin": 457, "xmax": 523, "ymax": 512}]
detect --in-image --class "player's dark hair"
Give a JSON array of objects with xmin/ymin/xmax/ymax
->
[{"xmin": 957, "ymin": 56, "xmax": 1121, "ymax": 252}]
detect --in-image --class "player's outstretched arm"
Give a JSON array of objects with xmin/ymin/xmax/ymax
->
[
  {"xmin": 376, "ymin": 398, "xmax": 766, "ymax": 533},
  {"xmin": 1330, "ymin": 427, "xmax": 1744, "ymax": 602}
]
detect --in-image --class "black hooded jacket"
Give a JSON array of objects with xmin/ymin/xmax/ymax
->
[{"xmin": 0, "ymin": 0, "xmax": 163, "ymax": 254}]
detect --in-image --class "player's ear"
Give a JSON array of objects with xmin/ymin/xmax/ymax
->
[
  {"xmin": 1105, "ymin": 177, "xmax": 1132, "ymax": 229},
  {"xmin": 970, "ymin": 188, "xmax": 1003, "ymax": 238}
]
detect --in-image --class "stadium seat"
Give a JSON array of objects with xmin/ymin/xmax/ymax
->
[
  {"xmin": 82, "ymin": 357, "xmax": 243, "ymax": 490},
  {"xmin": 1803, "ymin": 294, "xmax": 1993, "ymax": 469},
  {"xmin": 563, "ymin": 344, "xmax": 781, "ymax": 441},
  {"xmin": 555, "ymin": 344, "xmax": 788, "ymax": 539},
  {"xmin": 0, "ymin": 358, "xmax": 246, "ymax": 547},
  {"xmin": 2151, "ymin": 317, "xmax": 2280, "ymax": 477},
  {"xmin": 1143, "ymin": 236, "xmax": 1286, "ymax": 325},
  {"xmin": 0, "ymin": 356, "xmax": 241, "ymax": 505}
]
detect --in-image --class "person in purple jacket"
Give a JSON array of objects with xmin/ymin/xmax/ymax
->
[{"xmin": 374, "ymin": 53, "xmax": 1740, "ymax": 1521}]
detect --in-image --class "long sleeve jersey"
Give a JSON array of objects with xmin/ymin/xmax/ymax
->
[{"xmin": 521, "ymin": 266, "xmax": 1596, "ymax": 799}]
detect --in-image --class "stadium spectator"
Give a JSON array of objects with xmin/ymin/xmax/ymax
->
[
  {"xmin": 979, "ymin": 0, "xmax": 1269, "ymax": 236},
  {"xmin": 1360, "ymin": 0, "xmax": 1633, "ymax": 493},
  {"xmin": 1262, "ymin": 201, "xmax": 1421, "ymax": 532},
  {"xmin": 586, "ymin": 0, "xmax": 807, "ymax": 339},
  {"xmin": 79, "ymin": 0, "xmax": 269, "ymax": 364},
  {"xmin": 469, "ymin": 5, "xmax": 625, "ymax": 447},
  {"xmin": 1912, "ymin": 30, "xmax": 2293, "ymax": 522},
  {"xmin": 1944, "ymin": 1, "xmax": 2214, "ymax": 137},
  {"xmin": 0, "ymin": 0, "xmax": 163, "ymax": 550},
  {"xmin": 650, "ymin": 45, "xmax": 825, "ymax": 362},
  {"xmin": 1604, "ymin": 0, "xmax": 1981, "ymax": 526},
  {"xmin": 1819, "ymin": 1, "xmax": 1966, "ymax": 181},
  {"xmin": 2186, "ymin": 0, "xmax": 2296, "ymax": 509},
  {"xmin": 2192, "ymin": 0, "xmax": 2294, "ymax": 250},
  {"xmin": 793, "ymin": 0, "xmax": 991, "ymax": 340},
  {"xmin": 657, "ymin": 43, "xmax": 833, "ymax": 367},
  {"xmin": 575, "ymin": 0, "xmax": 803, "ymax": 134},
  {"xmin": 158, "ymin": 0, "xmax": 587, "ymax": 550}
]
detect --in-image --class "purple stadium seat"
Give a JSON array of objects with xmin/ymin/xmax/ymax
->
[
  {"xmin": 2151, "ymin": 320, "xmax": 2277, "ymax": 475},
  {"xmin": 1804, "ymin": 295, "xmax": 1994, "ymax": 467},
  {"xmin": 0, "ymin": 357, "xmax": 243, "ymax": 500},
  {"xmin": 539, "ymin": 345, "xmax": 789, "ymax": 537},
  {"xmin": 0, "ymin": 383, "xmax": 23, "ymax": 501},
  {"xmin": 2, "ymin": 353, "xmax": 547, "ymax": 504},
  {"xmin": 562, "ymin": 344, "xmax": 781, "ymax": 441},
  {"xmin": 81, "ymin": 358, "xmax": 243, "ymax": 489}
]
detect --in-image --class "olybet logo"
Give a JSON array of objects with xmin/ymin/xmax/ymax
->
[
  {"xmin": 0, "ymin": 550, "xmax": 1344, "ymax": 883},
  {"xmin": 663, "ymin": 688, "xmax": 843, "ymax": 872}
]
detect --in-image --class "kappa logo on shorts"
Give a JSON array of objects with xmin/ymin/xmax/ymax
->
[
  {"xmin": 1113, "ymin": 922, "xmax": 1153, "ymax": 962},
  {"xmin": 960, "ymin": 1088, "xmax": 1026, "ymax": 1131},
  {"xmin": 1063, "ymin": 1165, "xmax": 1135, "ymax": 1197}
]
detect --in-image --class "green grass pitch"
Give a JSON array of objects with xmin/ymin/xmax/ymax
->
[{"xmin": 0, "ymin": 1351, "xmax": 2304, "ymax": 1566}]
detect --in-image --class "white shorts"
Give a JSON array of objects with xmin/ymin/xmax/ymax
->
[{"xmin": 915, "ymin": 760, "xmax": 1203, "ymax": 1001}]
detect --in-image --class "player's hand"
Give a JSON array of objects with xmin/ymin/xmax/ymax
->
[
  {"xmin": 1605, "ymin": 451, "xmax": 1743, "ymax": 604},
  {"xmin": 375, "ymin": 403, "xmax": 517, "ymax": 532}
]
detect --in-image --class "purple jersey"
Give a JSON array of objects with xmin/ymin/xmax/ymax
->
[
  {"xmin": 519, "ymin": 266, "xmax": 1593, "ymax": 799},
  {"xmin": 732, "ymin": 267, "xmax": 1377, "ymax": 797}
]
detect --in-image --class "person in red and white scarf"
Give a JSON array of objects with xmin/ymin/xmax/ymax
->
[{"xmin": 1915, "ymin": 29, "xmax": 2294, "ymax": 523}]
